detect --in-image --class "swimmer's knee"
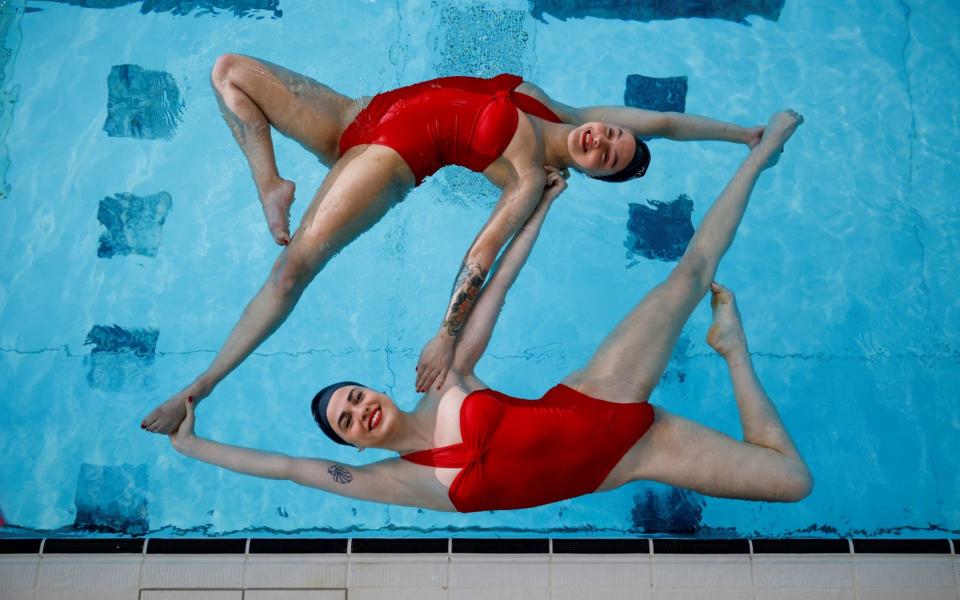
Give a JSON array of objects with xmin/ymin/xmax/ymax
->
[
  {"xmin": 673, "ymin": 247, "xmax": 713, "ymax": 290},
  {"xmin": 778, "ymin": 466, "xmax": 814, "ymax": 503},
  {"xmin": 269, "ymin": 252, "xmax": 318, "ymax": 297},
  {"xmin": 211, "ymin": 53, "xmax": 251, "ymax": 90}
]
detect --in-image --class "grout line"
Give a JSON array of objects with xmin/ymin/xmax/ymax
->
[
  {"xmin": 345, "ymin": 538, "xmax": 353, "ymax": 590},
  {"xmin": 38, "ymin": 538, "xmax": 45, "ymax": 557},
  {"xmin": 748, "ymin": 539, "xmax": 757, "ymax": 600},
  {"xmin": 447, "ymin": 537, "xmax": 453, "ymax": 600},
  {"xmin": 848, "ymin": 538, "xmax": 855, "ymax": 554},
  {"xmin": 32, "ymin": 540, "xmax": 42, "ymax": 592},
  {"xmin": 949, "ymin": 539, "xmax": 955, "ymax": 555}
]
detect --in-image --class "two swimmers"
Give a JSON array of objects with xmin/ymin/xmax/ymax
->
[{"xmin": 142, "ymin": 59, "xmax": 764, "ymax": 434}]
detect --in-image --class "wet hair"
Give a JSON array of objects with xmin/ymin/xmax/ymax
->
[
  {"xmin": 310, "ymin": 381, "xmax": 363, "ymax": 447},
  {"xmin": 591, "ymin": 136, "xmax": 651, "ymax": 183}
]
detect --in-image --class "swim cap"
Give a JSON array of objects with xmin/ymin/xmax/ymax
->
[
  {"xmin": 311, "ymin": 381, "xmax": 363, "ymax": 447},
  {"xmin": 591, "ymin": 136, "xmax": 651, "ymax": 183}
]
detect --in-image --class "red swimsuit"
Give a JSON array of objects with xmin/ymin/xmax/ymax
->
[
  {"xmin": 402, "ymin": 385, "xmax": 656, "ymax": 513},
  {"xmin": 338, "ymin": 74, "xmax": 562, "ymax": 185}
]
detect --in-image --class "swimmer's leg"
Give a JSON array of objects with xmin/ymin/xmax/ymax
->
[
  {"xmin": 142, "ymin": 145, "xmax": 413, "ymax": 434},
  {"xmin": 210, "ymin": 54, "xmax": 360, "ymax": 244},
  {"xmin": 600, "ymin": 284, "xmax": 813, "ymax": 502},
  {"xmin": 562, "ymin": 110, "xmax": 803, "ymax": 404},
  {"xmin": 600, "ymin": 284, "xmax": 812, "ymax": 501}
]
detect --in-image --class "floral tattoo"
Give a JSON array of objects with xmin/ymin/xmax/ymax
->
[
  {"xmin": 327, "ymin": 464, "xmax": 353, "ymax": 485},
  {"xmin": 443, "ymin": 262, "xmax": 487, "ymax": 336}
]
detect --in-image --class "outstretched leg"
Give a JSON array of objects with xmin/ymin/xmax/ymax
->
[
  {"xmin": 562, "ymin": 109, "xmax": 803, "ymax": 404},
  {"xmin": 142, "ymin": 144, "xmax": 414, "ymax": 434},
  {"xmin": 599, "ymin": 283, "xmax": 812, "ymax": 502},
  {"xmin": 210, "ymin": 54, "xmax": 361, "ymax": 244}
]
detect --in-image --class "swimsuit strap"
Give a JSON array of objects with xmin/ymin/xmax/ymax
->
[
  {"xmin": 402, "ymin": 442, "xmax": 472, "ymax": 468},
  {"xmin": 510, "ymin": 90, "xmax": 563, "ymax": 123}
]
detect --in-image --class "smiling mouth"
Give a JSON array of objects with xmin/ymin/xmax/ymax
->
[
  {"xmin": 368, "ymin": 407, "xmax": 382, "ymax": 431},
  {"xmin": 581, "ymin": 129, "xmax": 592, "ymax": 153}
]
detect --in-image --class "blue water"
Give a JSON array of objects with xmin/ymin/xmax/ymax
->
[{"xmin": 0, "ymin": 0, "xmax": 958, "ymax": 537}]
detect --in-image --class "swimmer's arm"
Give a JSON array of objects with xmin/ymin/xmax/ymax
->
[
  {"xmin": 579, "ymin": 107, "xmax": 758, "ymax": 145},
  {"xmin": 171, "ymin": 433, "xmax": 439, "ymax": 507},
  {"xmin": 452, "ymin": 170, "xmax": 564, "ymax": 375},
  {"xmin": 515, "ymin": 82, "xmax": 758, "ymax": 145},
  {"xmin": 415, "ymin": 176, "xmax": 545, "ymax": 391}
]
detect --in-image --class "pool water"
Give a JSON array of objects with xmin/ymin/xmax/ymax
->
[{"xmin": 0, "ymin": 0, "xmax": 958, "ymax": 537}]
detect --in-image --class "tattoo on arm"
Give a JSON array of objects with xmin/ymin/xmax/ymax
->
[
  {"xmin": 443, "ymin": 262, "xmax": 487, "ymax": 336},
  {"xmin": 327, "ymin": 464, "xmax": 353, "ymax": 485}
]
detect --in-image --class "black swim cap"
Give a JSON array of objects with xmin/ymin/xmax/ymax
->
[
  {"xmin": 591, "ymin": 136, "xmax": 651, "ymax": 183},
  {"xmin": 311, "ymin": 381, "xmax": 363, "ymax": 447}
]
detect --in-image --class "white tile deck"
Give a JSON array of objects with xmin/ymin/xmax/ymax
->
[{"xmin": 1, "ymin": 544, "xmax": 958, "ymax": 598}]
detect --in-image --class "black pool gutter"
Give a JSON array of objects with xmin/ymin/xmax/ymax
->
[{"xmin": 0, "ymin": 537, "xmax": 956, "ymax": 555}]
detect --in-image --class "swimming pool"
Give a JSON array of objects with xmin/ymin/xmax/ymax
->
[{"xmin": 0, "ymin": 0, "xmax": 957, "ymax": 538}]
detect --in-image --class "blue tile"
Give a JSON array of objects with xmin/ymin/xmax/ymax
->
[
  {"xmin": 531, "ymin": 0, "xmax": 784, "ymax": 25},
  {"xmin": 625, "ymin": 194, "xmax": 694, "ymax": 264},
  {"xmin": 631, "ymin": 485, "xmax": 704, "ymax": 533},
  {"xmin": 625, "ymin": 74, "xmax": 688, "ymax": 113},
  {"xmin": 83, "ymin": 325, "xmax": 158, "ymax": 391},
  {"xmin": 74, "ymin": 463, "xmax": 148, "ymax": 534},
  {"xmin": 431, "ymin": 2, "xmax": 528, "ymax": 78},
  {"xmin": 38, "ymin": 0, "xmax": 281, "ymax": 19},
  {"xmin": 97, "ymin": 191, "xmax": 173, "ymax": 258},
  {"xmin": 104, "ymin": 64, "xmax": 183, "ymax": 140}
]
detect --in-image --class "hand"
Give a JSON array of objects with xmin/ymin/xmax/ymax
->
[
  {"xmin": 543, "ymin": 165, "xmax": 569, "ymax": 200},
  {"xmin": 415, "ymin": 334, "xmax": 455, "ymax": 392},
  {"xmin": 168, "ymin": 396, "xmax": 197, "ymax": 453},
  {"xmin": 744, "ymin": 126, "xmax": 765, "ymax": 149}
]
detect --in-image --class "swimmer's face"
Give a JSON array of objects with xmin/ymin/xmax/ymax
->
[
  {"xmin": 567, "ymin": 122, "xmax": 638, "ymax": 177},
  {"xmin": 326, "ymin": 385, "xmax": 393, "ymax": 448}
]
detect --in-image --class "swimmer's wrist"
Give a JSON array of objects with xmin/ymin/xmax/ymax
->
[
  {"xmin": 435, "ymin": 329, "xmax": 457, "ymax": 342},
  {"xmin": 172, "ymin": 432, "xmax": 199, "ymax": 455}
]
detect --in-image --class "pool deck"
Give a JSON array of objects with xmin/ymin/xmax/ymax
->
[{"xmin": 1, "ymin": 537, "xmax": 958, "ymax": 599}]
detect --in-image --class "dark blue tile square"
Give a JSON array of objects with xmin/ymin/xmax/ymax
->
[
  {"xmin": 631, "ymin": 485, "xmax": 704, "ymax": 533},
  {"xmin": 531, "ymin": 0, "xmax": 784, "ymax": 25},
  {"xmin": 74, "ymin": 463, "xmax": 148, "ymax": 535},
  {"xmin": 625, "ymin": 194, "xmax": 695, "ymax": 263},
  {"xmin": 97, "ymin": 191, "xmax": 172, "ymax": 258},
  {"xmin": 83, "ymin": 325, "xmax": 158, "ymax": 391},
  {"xmin": 104, "ymin": 64, "xmax": 183, "ymax": 140},
  {"xmin": 625, "ymin": 74, "xmax": 688, "ymax": 113}
]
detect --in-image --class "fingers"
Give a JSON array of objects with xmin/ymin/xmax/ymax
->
[
  {"xmin": 435, "ymin": 367, "xmax": 448, "ymax": 391},
  {"xmin": 415, "ymin": 364, "xmax": 431, "ymax": 393},
  {"xmin": 416, "ymin": 367, "xmax": 439, "ymax": 393},
  {"xmin": 544, "ymin": 165, "xmax": 570, "ymax": 181}
]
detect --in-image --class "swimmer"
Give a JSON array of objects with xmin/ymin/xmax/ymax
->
[
  {"xmin": 143, "ymin": 56, "xmax": 765, "ymax": 434},
  {"xmin": 168, "ymin": 110, "xmax": 812, "ymax": 511}
]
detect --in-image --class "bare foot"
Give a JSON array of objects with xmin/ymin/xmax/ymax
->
[
  {"xmin": 752, "ymin": 109, "xmax": 804, "ymax": 169},
  {"xmin": 141, "ymin": 379, "xmax": 212, "ymax": 434},
  {"xmin": 259, "ymin": 178, "xmax": 295, "ymax": 245},
  {"xmin": 706, "ymin": 282, "xmax": 748, "ymax": 359}
]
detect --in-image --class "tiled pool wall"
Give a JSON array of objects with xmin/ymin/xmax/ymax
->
[{"xmin": 1, "ymin": 537, "xmax": 958, "ymax": 599}]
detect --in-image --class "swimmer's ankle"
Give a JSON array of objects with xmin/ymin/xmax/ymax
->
[
  {"xmin": 724, "ymin": 348, "xmax": 751, "ymax": 369},
  {"xmin": 190, "ymin": 375, "xmax": 216, "ymax": 401}
]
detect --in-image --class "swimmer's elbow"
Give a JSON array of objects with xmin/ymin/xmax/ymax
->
[{"xmin": 657, "ymin": 112, "xmax": 683, "ymax": 138}]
